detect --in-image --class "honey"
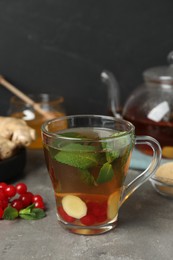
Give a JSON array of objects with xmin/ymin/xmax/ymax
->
[{"xmin": 11, "ymin": 110, "xmax": 65, "ymax": 149}]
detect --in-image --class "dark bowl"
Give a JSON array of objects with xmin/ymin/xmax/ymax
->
[{"xmin": 0, "ymin": 148, "xmax": 27, "ymax": 183}]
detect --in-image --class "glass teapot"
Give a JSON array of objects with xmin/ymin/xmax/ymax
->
[{"xmin": 102, "ymin": 51, "xmax": 173, "ymax": 159}]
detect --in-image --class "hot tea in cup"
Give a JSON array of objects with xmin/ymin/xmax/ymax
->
[{"xmin": 41, "ymin": 115, "xmax": 161, "ymax": 235}]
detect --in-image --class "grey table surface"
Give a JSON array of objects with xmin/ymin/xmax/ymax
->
[{"xmin": 1, "ymin": 150, "xmax": 173, "ymax": 260}]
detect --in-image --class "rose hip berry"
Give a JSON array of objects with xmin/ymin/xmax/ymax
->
[
  {"xmin": 87, "ymin": 201, "xmax": 107, "ymax": 217},
  {"xmin": 32, "ymin": 194, "xmax": 43, "ymax": 203},
  {"xmin": 0, "ymin": 182, "xmax": 7, "ymax": 191},
  {"xmin": 0, "ymin": 190, "xmax": 7, "ymax": 201},
  {"xmin": 0, "ymin": 198, "xmax": 8, "ymax": 209},
  {"xmin": 97, "ymin": 214, "xmax": 107, "ymax": 223},
  {"xmin": 16, "ymin": 183, "xmax": 27, "ymax": 195},
  {"xmin": 81, "ymin": 201, "xmax": 108, "ymax": 225},
  {"xmin": 34, "ymin": 200, "xmax": 45, "ymax": 210},
  {"xmin": 26, "ymin": 192, "xmax": 34, "ymax": 200},
  {"xmin": 5, "ymin": 185, "xmax": 16, "ymax": 198},
  {"xmin": 80, "ymin": 214, "xmax": 96, "ymax": 226},
  {"xmin": 0, "ymin": 208, "xmax": 4, "ymax": 219},
  {"xmin": 19, "ymin": 193, "xmax": 33, "ymax": 207},
  {"xmin": 11, "ymin": 199, "xmax": 24, "ymax": 211}
]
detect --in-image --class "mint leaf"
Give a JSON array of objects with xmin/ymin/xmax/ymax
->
[
  {"xmin": 49, "ymin": 132, "xmax": 88, "ymax": 158},
  {"xmin": 116, "ymin": 134, "xmax": 134, "ymax": 171},
  {"xmin": 3, "ymin": 204, "xmax": 46, "ymax": 221},
  {"xmin": 102, "ymin": 141, "xmax": 119, "ymax": 163},
  {"xmin": 19, "ymin": 204, "xmax": 46, "ymax": 220},
  {"xmin": 19, "ymin": 212, "xmax": 36, "ymax": 220},
  {"xmin": 97, "ymin": 162, "xmax": 114, "ymax": 184},
  {"xmin": 19, "ymin": 209, "xmax": 46, "ymax": 220},
  {"xmin": 3, "ymin": 206, "xmax": 19, "ymax": 220},
  {"xmin": 19, "ymin": 204, "xmax": 34, "ymax": 214},
  {"xmin": 57, "ymin": 143, "xmax": 96, "ymax": 152},
  {"xmin": 55, "ymin": 143, "xmax": 100, "ymax": 169},
  {"xmin": 106, "ymin": 149, "xmax": 119, "ymax": 163},
  {"xmin": 31, "ymin": 208, "xmax": 46, "ymax": 219},
  {"xmin": 80, "ymin": 169, "xmax": 96, "ymax": 185},
  {"xmin": 120, "ymin": 144, "xmax": 132, "ymax": 169},
  {"xmin": 111, "ymin": 132, "xmax": 131, "ymax": 150},
  {"xmin": 102, "ymin": 131, "xmax": 131, "ymax": 163}
]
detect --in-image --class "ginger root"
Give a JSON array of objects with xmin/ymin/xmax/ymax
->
[
  {"xmin": 0, "ymin": 136, "xmax": 16, "ymax": 160},
  {"xmin": 0, "ymin": 117, "xmax": 36, "ymax": 160}
]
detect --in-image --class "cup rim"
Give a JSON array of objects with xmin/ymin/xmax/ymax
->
[{"xmin": 41, "ymin": 114, "xmax": 135, "ymax": 142}]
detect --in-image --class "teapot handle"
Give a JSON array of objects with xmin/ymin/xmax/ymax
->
[
  {"xmin": 167, "ymin": 51, "xmax": 173, "ymax": 65},
  {"xmin": 120, "ymin": 135, "xmax": 162, "ymax": 205}
]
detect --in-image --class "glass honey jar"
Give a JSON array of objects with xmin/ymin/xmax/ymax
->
[{"xmin": 8, "ymin": 94, "xmax": 65, "ymax": 149}]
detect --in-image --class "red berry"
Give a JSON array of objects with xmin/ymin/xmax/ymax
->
[
  {"xmin": 11, "ymin": 199, "xmax": 24, "ymax": 211},
  {"xmin": 58, "ymin": 206, "xmax": 75, "ymax": 223},
  {"xmin": 0, "ymin": 208, "xmax": 4, "ymax": 219},
  {"xmin": 26, "ymin": 192, "xmax": 33, "ymax": 201},
  {"xmin": 0, "ymin": 190, "xmax": 7, "ymax": 201},
  {"xmin": 32, "ymin": 194, "xmax": 43, "ymax": 203},
  {"xmin": 86, "ymin": 201, "xmax": 97, "ymax": 212},
  {"xmin": 80, "ymin": 214, "xmax": 96, "ymax": 226},
  {"xmin": 96, "ymin": 202, "xmax": 107, "ymax": 217},
  {"xmin": 34, "ymin": 200, "xmax": 45, "ymax": 210},
  {"xmin": 0, "ymin": 182, "xmax": 7, "ymax": 191},
  {"xmin": 100, "ymin": 201, "xmax": 107, "ymax": 215},
  {"xmin": 16, "ymin": 183, "xmax": 27, "ymax": 195},
  {"xmin": 19, "ymin": 193, "xmax": 32, "ymax": 207},
  {"xmin": 5, "ymin": 185, "xmax": 16, "ymax": 198},
  {"xmin": 92, "ymin": 204, "xmax": 102, "ymax": 217},
  {"xmin": 87, "ymin": 201, "xmax": 107, "ymax": 217},
  {"xmin": 0, "ymin": 198, "xmax": 8, "ymax": 209},
  {"xmin": 96, "ymin": 214, "xmax": 107, "ymax": 223}
]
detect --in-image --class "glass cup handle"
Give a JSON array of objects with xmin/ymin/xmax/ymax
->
[{"xmin": 120, "ymin": 136, "xmax": 162, "ymax": 206}]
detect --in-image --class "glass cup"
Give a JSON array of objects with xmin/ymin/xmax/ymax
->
[
  {"xmin": 8, "ymin": 94, "xmax": 65, "ymax": 149},
  {"xmin": 41, "ymin": 115, "xmax": 162, "ymax": 235}
]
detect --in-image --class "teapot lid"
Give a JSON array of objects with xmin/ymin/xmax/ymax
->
[{"xmin": 143, "ymin": 51, "xmax": 173, "ymax": 84}]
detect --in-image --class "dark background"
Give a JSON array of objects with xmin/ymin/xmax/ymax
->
[{"xmin": 0, "ymin": 0, "xmax": 173, "ymax": 115}]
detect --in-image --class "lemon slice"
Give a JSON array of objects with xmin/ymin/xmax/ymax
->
[
  {"xmin": 107, "ymin": 190, "xmax": 121, "ymax": 220},
  {"xmin": 62, "ymin": 195, "xmax": 87, "ymax": 219}
]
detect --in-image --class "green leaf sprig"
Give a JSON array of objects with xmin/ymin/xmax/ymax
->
[
  {"xmin": 54, "ymin": 131, "xmax": 132, "ymax": 186},
  {"xmin": 3, "ymin": 204, "xmax": 46, "ymax": 221},
  {"xmin": 3, "ymin": 206, "xmax": 19, "ymax": 220},
  {"xmin": 96, "ymin": 162, "xmax": 114, "ymax": 184},
  {"xmin": 55, "ymin": 143, "xmax": 100, "ymax": 169}
]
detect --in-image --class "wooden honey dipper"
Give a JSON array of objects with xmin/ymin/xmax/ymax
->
[{"xmin": 0, "ymin": 75, "xmax": 62, "ymax": 120}]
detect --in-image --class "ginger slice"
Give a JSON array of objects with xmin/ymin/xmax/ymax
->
[
  {"xmin": 62, "ymin": 195, "xmax": 87, "ymax": 219},
  {"xmin": 107, "ymin": 190, "xmax": 121, "ymax": 220},
  {"xmin": 0, "ymin": 117, "xmax": 35, "ymax": 147}
]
